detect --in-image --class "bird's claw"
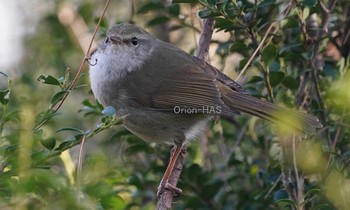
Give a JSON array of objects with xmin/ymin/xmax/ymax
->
[{"xmin": 157, "ymin": 181, "xmax": 182, "ymax": 199}]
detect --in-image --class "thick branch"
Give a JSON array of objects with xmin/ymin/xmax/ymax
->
[
  {"xmin": 196, "ymin": 18, "xmax": 215, "ymax": 60},
  {"xmin": 156, "ymin": 146, "xmax": 187, "ymax": 210}
]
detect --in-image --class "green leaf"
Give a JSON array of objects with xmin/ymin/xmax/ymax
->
[
  {"xmin": 230, "ymin": 42, "xmax": 249, "ymax": 53},
  {"xmin": 275, "ymin": 198, "xmax": 297, "ymax": 206},
  {"xmin": 207, "ymin": 0, "xmax": 216, "ymax": 7},
  {"xmin": 137, "ymin": 2, "xmax": 164, "ymax": 14},
  {"xmin": 101, "ymin": 194, "xmax": 126, "ymax": 210},
  {"xmin": 228, "ymin": 154, "xmax": 243, "ymax": 166},
  {"xmin": 35, "ymin": 110, "xmax": 61, "ymax": 125},
  {"xmin": 216, "ymin": 42, "xmax": 230, "ymax": 56},
  {"xmin": 262, "ymin": 44, "xmax": 278, "ymax": 65},
  {"xmin": 315, "ymin": 203, "xmax": 330, "ymax": 210},
  {"xmin": 56, "ymin": 127, "xmax": 84, "ymax": 133},
  {"xmin": 186, "ymin": 164, "xmax": 202, "ymax": 182},
  {"xmin": 301, "ymin": 51, "xmax": 314, "ymax": 60},
  {"xmin": 279, "ymin": 43, "xmax": 302, "ymax": 54},
  {"xmin": 244, "ymin": 12, "xmax": 253, "ymax": 22},
  {"xmin": 198, "ymin": 9, "xmax": 220, "ymax": 18},
  {"xmin": 100, "ymin": 18, "xmax": 108, "ymax": 29},
  {"xmin": 198, "ymin": 9, "xmax": 211, "ymax": 18},
  {"xmin": 220, "ymin": 1, "xmax": 237, "ymax": 17},
  {"xmin": 247, "ymin": 75, "xmax": 263, "ymax": 84},
  {"xmin": 302, "ymin": 0, "xmax": 317, "ymax": 6},
  {"xmin": 50, "ymin": 90, "xmax": 69, "ymax": 106},
  {"xmin": 304, "ymin": 188, "xmax": 321, "ymax": 199},
  {"xmin": 125, "ymin": 144, "xmax": 152, "ymax": 155},
  {"xmin": 185, "ymin": 197, "xmax": 202, "ymax": 208},
  {"xmin": 323, "ymin": 63, "xmax": 339, "ymax": 79},
  {"xmin": 203, "ymin": 181, "xmax": 224, "ymax": 197},
  {"xmin": 82, "ymin": 99, "xmax": 96, "ymax": 107},
  {"xmin": 269, "ymin": 61, "xmax": 280, "ymax": 71},
  {"xmin": 37, "ymin": 75, "xmax": 61, "ymax": 86},
  {"xmin": 0, "ymin": 89, "xmax": 10, "ymax": 105},
  {"xmin": 257, "ymin": 0, "xmax": 276, "ymax": 8},
  {"xmin": 5, "ymin": 110, "xmax": 19, "ymax": 122},
  {"xmin": 40, "ymin": 137, "xmax": 56, "ymax": 150},
  {"xmin": 128, "ymin": 173, "xmax": 144, "ymax": 189},
  {"xmin": 282, "ymin": 76, "xmax": 299, "ymax": 90},
  {"xmin": 269, "ymin": 71, "xmax": 285, "ymax": 87},
  {"xmin": 215, "ymin": 18, "xmax": 234, "ymax": 31},
  {"xmin": 147, "ymin": 16, "xmax": 170, "ymax": 26},
  {"xmin": 273, "ymin": 190, "xmax": 289, "ymax": 201},
  {"xmin": 55, "ymin": 134, "xmax": 84, "ymax": 152},
  {"xmin": 172, "ymin": 0, "xmax": 198, "ymax": 3},
  {"xmin": 281, "ymin": 17, "xmax": 299, "ymax": 29},
  {"xmin": 169, "ymin": 4, "xmax": 180, "ymax": 16}
]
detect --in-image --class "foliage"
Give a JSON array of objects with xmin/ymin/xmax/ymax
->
[{"xmin": 1, "ymin": 0, "xmax": 350, "ymax": 209}]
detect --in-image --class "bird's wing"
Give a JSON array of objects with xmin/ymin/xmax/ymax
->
[{"xmin": 148, "ymin": 55, "xmax": 250, "ymax": 116}]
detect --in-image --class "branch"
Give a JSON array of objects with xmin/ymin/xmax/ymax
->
[
  {"xmin": 310, "ymin": 0, "xmax": 338, "ymax": 147},
  {"xmin": 155, "ymin": 17, "xmax": 215, "ymax": 210},
  {"xmin": 156, "ymin": 146, "xmax": 187, "ymax": 210},
  {"xmin": 257, "ymin": 61, "xmax": 275, "ymax": 103},
  {"xmin": 196, "ymin": 18, "xmax": 215, "ymax": 60},
  {"xmin": 34, "ymin": 0, "xmax": 111, "ymax": 130},
  {"xmin": 236, "ymin": 23, "xmax": 276, "ymax": 81}
]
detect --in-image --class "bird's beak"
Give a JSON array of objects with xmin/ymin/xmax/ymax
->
[{"xmin": 109, "ymin": 36, "xmax": 122, "ymax": 45}]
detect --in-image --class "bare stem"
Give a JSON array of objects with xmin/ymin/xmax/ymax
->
[
  {"xmin": 35, "ymin": 0, "xmax": 111, "ymax": 130},
  {"xmin": 156, "ymin": 146, "xmax": 188, "ymax": 210},
  {"xmin": 196, "ymin": 18, "xmax": 215, "ymax": 60},
  {"xmin": 236, "ymin": 23, "xmax": 276, "ymax": 81}
]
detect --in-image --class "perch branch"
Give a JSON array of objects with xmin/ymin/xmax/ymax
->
[{"xmin": 156, "ymin": 146, "xmax": 188, "ymax": 210}]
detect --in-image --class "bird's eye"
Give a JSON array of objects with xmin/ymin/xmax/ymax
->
[
  {"xmin": 131, "ymin": 37, "xmax": 138, "ymax": 45},
  {"xmin": 104, "ymin": 37, "xmax": 109, "ymax": 44}
]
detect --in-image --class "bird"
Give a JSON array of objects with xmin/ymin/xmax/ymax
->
[{"xmin": 89, "ymin": 23, "xmax": 322, "ymax": 197}]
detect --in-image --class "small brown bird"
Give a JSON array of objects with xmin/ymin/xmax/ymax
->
[{"xmin": 89, "ymin": 24, "xmax": 322, "ymax": 197}]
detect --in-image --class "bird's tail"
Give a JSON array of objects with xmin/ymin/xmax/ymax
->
[{"xmin": 219, "ymin": 84, "xmax": 322, "ymax": 134}]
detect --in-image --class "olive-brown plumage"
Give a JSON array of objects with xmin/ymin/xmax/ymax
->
[{"xmin": 89, "ymin": 23, "xmax": 322, "ymax": 197}]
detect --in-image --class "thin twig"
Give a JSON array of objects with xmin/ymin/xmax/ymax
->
[
  {"xmin": 68, "ymin": 0, "xmax": 111, "ymax": 98},
  {"xmin": 294, "ymin": 0, "xmax": 310, "ymax": 47},
  {"xmin": 75, "ymin": 134, "xmax": 87, "ymax": 202},
  {"xmin": 236, "ymin": 0, "xmax": 295, "ymax": 81},
  {"xmin": 35, "ymin": 0, "xmax": 111, "ymax": 130},
  {"xmin": 342, "ymin": 27, "xmax": 350, "ymax": 45},
  {"xmin": 264, "ymin": 174, "xmax": 282, "ymax": 199},
  {"xmin": 190, "ymin": 4, "xmax": 198, "ymax": 51},
  {"xmin": 129, "ymin": 0, "xmax": 135, "ymax": 23},
  {"xmin": 327, "ymin": 107, "xmax": 345, "ymax": 167},
  {"xmin": 258, "ymin": 61, "xmax": 275, "ymax": 103},
  {"xmin": 76, "ymin": 134, "xmax": 87, "ymax": 181},
  {"xmin": 292, "ymin": 135, "xmax": 304, "ymax": 209},
  {"xmin": 236, "ymin": 23, "xmax": 276, "ymax": 81},
  {"xmin": 309, "ymin": 0, "xmax": 338, "ymax": 147}
]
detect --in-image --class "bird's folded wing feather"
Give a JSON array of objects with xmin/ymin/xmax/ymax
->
[{"xmin": 151, "ymin": 63, "xmax": 238, "ymax": 116}]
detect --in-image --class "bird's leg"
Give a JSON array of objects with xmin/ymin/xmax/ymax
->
[{"xmin": 157, "ymin": 144, "xmax": 184, "ymax": 198}]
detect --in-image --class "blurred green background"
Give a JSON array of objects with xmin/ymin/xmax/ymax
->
[{"xmin": 0, "ymin": 0, "xmax": 349, "ymax": 209}]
